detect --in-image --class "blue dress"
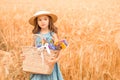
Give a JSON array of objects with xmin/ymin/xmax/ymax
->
[{"xmin": 30, "ymin": 32, "xmax": 64, "ymax": 80}]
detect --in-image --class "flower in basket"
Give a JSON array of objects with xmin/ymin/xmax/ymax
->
[
  {"xmin": 48, "ymin": 39, "xmax": 68, "ymax": 50},
  {"xmin": 54, "ymin": 39, "xmax": 68, "ymax": 50}
]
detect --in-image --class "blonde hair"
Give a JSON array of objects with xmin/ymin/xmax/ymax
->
[{"xmin": 32, "ymin": 16, "xmax": 58, "ymax": 34}]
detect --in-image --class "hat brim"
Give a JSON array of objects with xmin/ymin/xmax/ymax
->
[{"xmin": 29, "ymin": 12, "xmax": 57, "ymax": 26}]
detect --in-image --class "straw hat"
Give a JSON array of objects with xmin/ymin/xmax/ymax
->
[{"xmin": 29, "ymin": 10, "xmax": 58, "ymax": 26}]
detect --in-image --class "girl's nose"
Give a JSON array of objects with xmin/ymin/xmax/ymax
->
[{"xmin": 41, "ymin": 20, "xmax": 45, "ymax": 23}]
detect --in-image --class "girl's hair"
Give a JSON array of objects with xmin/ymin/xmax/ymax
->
[{"xmin": 32, "ymin": 16, "xmax": 58, "ymax": 34}]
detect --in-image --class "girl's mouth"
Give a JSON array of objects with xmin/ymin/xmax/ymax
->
[{"xmin": 41, "ymin": 24, "xmax": 46, "ymax": 26}]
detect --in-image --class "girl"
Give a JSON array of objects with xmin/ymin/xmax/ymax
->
[{"xmin": 29, "ymin": 10, "xmax": 64, "ymax": 80}]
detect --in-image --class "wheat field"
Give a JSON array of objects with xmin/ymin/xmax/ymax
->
[{"xmin": 0, "ymin": 0, "xmax": 120, "ymax": 80}]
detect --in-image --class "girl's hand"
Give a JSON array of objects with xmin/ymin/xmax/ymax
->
[
  {"xmin": 45, "ymin": 56, "xmax": 58, "ymax": 66},
  {"xmin": 21, "ymin": 55, "xmax": 25, "ymax": 60},
  {"xmin": 20, "ymin": 51, "xmax": 25, "ymax": 60}
]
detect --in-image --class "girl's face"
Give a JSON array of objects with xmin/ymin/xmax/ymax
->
[{"xmin": 37, "ymin": 15, "xmax": 49, "ymax": 29}]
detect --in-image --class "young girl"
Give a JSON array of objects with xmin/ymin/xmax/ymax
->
[{"xmin": 28, "ymin": 10, "xmax": 64, "ymax": 80}]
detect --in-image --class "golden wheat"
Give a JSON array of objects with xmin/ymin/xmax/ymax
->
[{"xmin": 0, "ymin": 0, "xmax": 120, "ymax": 80}]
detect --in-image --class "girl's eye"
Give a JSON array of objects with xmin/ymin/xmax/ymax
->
[
  {"xmin": 44, "ymin": 18, "xmax": 47, "ymax": 20},
  {"xmin": 38, "ymin": 19, "xmax": 41, "ymax": 21}
]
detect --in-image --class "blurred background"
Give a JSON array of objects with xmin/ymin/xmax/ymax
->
[{"xmin": 0, "ymin": 0, "xmax": 120, "ymax": 80}]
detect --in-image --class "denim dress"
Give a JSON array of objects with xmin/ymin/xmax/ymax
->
[{"xmin": 30, "ymin": 32, "xmax": 64, "ymax": 80}]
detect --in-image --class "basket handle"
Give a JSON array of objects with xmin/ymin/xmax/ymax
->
[
  {"xmin": 34, "ymin": 34, "xmax": 51, "ymax": 55},
  {"xmin": 44, "ymin": 43, "xmax": 51, "ymax": 55}
]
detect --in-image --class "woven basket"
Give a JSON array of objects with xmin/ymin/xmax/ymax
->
[{"xmin": 22, "ymin": 46, "xmax": 58, "ymax": 74}]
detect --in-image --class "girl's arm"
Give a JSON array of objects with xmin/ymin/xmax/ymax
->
[
  {"xmin": 47, "ymin": 50, "xmax": 62, "ymax": 66},
  {"xmin": 47, "ymin": 33, "xmax": 62, "ymax": 64},
  {"xmin": 32, "ymin": 34, "xmax": 36, "ymax": 47},
  {"xmin": 52, "ymin": 33, "xmax": 59, "ymax": 44}
]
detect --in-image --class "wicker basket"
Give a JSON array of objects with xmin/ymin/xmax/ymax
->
[{"xmin": 22, "ymin": 46, "xmax": 58, "ymax": 74}]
